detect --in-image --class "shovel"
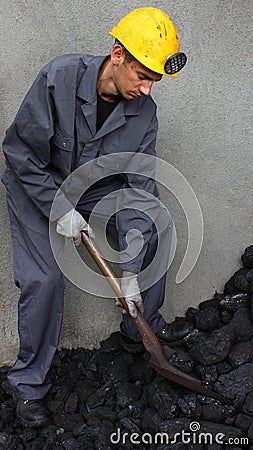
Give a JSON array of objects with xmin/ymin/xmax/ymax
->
[{"xmin": 81, "ymin": 231, "xmax": 229, "ymax": 404}]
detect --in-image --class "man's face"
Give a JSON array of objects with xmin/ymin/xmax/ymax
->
[{"xmin": 111, "ymin": 46, "xmax": 162, "ymax": 100}]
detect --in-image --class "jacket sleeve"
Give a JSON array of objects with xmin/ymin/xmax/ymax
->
[
  {"xmin": 116, "ymin": 112, "xmax": 162, "ymax": 273},
  {"xmin": 2, "ymin": 68, "xmax": 72, "ymax": 219}
]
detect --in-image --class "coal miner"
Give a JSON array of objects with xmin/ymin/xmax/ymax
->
[{"xmin": 2, "ymin": 7, "xmax": 188, "ymax": 427}]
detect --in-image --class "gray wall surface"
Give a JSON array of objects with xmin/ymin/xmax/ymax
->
[{"xmin": 0, "ymin": 0, "xmax": 252, "ymax": 365}]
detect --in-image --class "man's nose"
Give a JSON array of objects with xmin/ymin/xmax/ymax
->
[{"xmin": 139, "ymin": 80, "xmax": 154, "ymax": 96}]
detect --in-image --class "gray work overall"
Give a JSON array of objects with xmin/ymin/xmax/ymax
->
[{"xmin": 2, "ymin": 54, "xmax": 172, "ymax": 399}]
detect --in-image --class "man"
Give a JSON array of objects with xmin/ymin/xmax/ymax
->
[{"xmin": 2, "ymin": 7, "xmax": 190, "ymax": 427}]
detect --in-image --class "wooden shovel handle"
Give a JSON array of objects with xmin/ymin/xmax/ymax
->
[
  {"xmin": 81, "ymin": 231, "xmax": 169, "ymax": 354},
  {"xmin": 81, "ymin": 231, "xmax": 129, "ymax": 311}
]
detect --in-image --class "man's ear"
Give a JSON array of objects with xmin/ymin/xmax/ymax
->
[{"xmin": 111, "ymin": 44, "xmax": 125, "ymax": 66}]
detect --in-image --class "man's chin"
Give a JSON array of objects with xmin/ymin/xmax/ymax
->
[{"xmin": 125, "ymin": 92, "xmax": 139, "ymax": 100}]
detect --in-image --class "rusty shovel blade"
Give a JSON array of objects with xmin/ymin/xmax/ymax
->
[{"xmin": 81, "ymin": 232, "xmax": 230, "ymax": 404}]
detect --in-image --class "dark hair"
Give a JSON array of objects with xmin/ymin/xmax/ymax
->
[{"xmin": 114, "ymin": 39, "xmax": 136, "ymax": 63}]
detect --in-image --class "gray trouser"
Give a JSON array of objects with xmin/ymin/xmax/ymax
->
[{"xmin": 5, "ymin": 178, "xmax": 172, "ymax": 400}]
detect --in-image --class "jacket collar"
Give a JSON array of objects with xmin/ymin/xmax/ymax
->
[{"xmin": 77, "ymin": 55, "xmax": 107, "ymax": 104}]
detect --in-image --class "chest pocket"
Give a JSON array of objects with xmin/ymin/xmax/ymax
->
[{"xmin": 50, "ymin": 129, "xmax": 74, "ymax": 178}]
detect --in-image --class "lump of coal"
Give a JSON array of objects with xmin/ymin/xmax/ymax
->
[
  {"xmin": 171, "ymin": 351, "xmax": 195, "ymax": 374},
  {"xmin": 215, "ymin": 363, "xmax": 253, "ymax": 400},
  {"xmin": 129, "ymin": 354, "xmax": 154, "ymax": 384},
  {"xmin": 0, "ymin": 432, "xmax": 17, "ymax": 450},
  {"xmin": 220, "ymin": 293, "xmax": 250, "ymax": 311},
  {"xmin": 200, "ymin": 397, "xmax": 235, "ymax": 422},
  {"xmin": 195, "ymin": 364, "xmax": 218, "ymax": 383},
  {"xmin": 85, "ymin": 349, "xmax": 115, "ymax": 377},
  {"xmin": 119, "ymin": 416, "xmax": 141, "ymax": 434},
  {"xmin": 0, "ymin": 402, "xmax": 15, "ymax": 424},
  {"xmin": 19, "ymin": 427, "xmax": 38, "ymax": 443},
  {"xmin": 223, "ymin": 267, "xmax": 253, "ymax": 295},
  {"xmin": 64, "ymin": 392, "xmax": 79, "ymax": 414},
  {"xmin": 116, "ymin": 382, "xmax": 141, "ymax": 408},
  {"xmin": 224, "ymin": 269, "xmax": 247, "ymax": 294},
  {"xmin": 199, "ymin": 298, "xmax": 221, "ymax": 311},
  {"xmin": 86, "ymin": 381, "xmax": 119, "ymax": 410},
  {"xmin": 103, "ymin": 358, "xmax": 129, "ymax": 382},
  {"xmin": 248, "ymin": 422, "xmax": 253, "ymax": 445},
  {"xmin": 186, "ymin": 307, "xmax": 199, "ymax": 326},
  {"xmin": 216, "ymin": 360, "xmax": 233, "ymax": 375},
  {"xmin": 230, "ymin": 307, "xmax": 253, "ymax": 342},
  {"xmin": 147, "ymin": 380, "xmax": 180, "ymax": 419},
  {"xmin": 142, "ymin": 408, "xmax": 163, "ymax": 432},
  {"xmin": 251, "ymin": 294, "xmax": 253, "ymax": 322},
  {"xmin": 183, "ymin": 328, "xmax": 200, "ymax": 347},
  {"xmin": 228, "ymin": 341, "xmax": 253, "ymax": 368},
  {"xmin": 99, "ymin": 331, "xmax": 123, "ymax": 353},
  {"xmin": 235, "ymin": 412, "xmax": 253, "ymax": 432},
  {"xmin": 189, "ymin": 325, "xmax": 235, "ymax": 365},
  {"xmin": 195, "ymin": 306, "xmax": 220, "ymax": 331},
  {"xmin": 75, "ymin": 379, "xmax": 97, "ymax": 403},
  {"xmin": 178, "ymin": 393, "xmax": 201, "ymax": 417},
  {"xmin": 220, "ymin": 309, "xmax": 234, "ymax": 324},
  {"xmin": 242, "ymin": 390, "xmax": 253, "ymax": 417},
  {"xmin": 234, "ymin": 269, "xmax": 253, "ymax": 294},
  {"xmin": 242, "ymin": 245, "xmax": 253, "ymax": 269}
]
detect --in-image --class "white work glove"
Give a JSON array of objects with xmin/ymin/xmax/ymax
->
[
  {"xmin": 56, "ymin": 208, "xmax": 95, "ymax": 246},
  {"xmin": 116, "ymin": 271, "xmax": 144, "ymax": 318}
]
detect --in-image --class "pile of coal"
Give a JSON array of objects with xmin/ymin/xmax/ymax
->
[{"xmin": 0, "ymin": 246, "xmax": 253, "ymax": 449}]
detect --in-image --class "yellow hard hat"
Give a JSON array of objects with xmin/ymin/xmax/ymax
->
[{"xmin": 109, "ymin": 7, "xmax": 187, "ymax": 77}]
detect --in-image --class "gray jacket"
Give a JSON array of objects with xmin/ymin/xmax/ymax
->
[{"xmin": 2, "ymin": 54, "xmax": 161, "ymax": 271}]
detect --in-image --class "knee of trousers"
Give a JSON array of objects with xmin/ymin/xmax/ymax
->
[
  {"xmin": 148, "ymin": 207, "xmax": 173, "ymax": 246},
  {"xmin": 139, "ymin": 207, "xmax": 173, "ymax": 280},
  {"xmin": 36, "ymin": 269, "xmax": 64, "ymax": 293},
  {"xmin": 156, "ymin": 207, "xmax": 173, "ymax": 234},
  {"xmin": 19, "ymin": 264, "xmax": 64, "ymax": 301}
]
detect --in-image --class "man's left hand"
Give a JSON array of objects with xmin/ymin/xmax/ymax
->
[{"xmin": 116, "ymin": 271, "xmax": 144, "ymax": 318}]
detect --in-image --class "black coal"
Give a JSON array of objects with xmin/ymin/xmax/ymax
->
[{"xmin": 1, "ymin": 246, "xmax": 253, "ymax": 449}]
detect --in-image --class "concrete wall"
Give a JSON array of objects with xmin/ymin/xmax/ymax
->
[{"xmin": 0, "ymin": 0, "xmax": 252, "ymax": 365}]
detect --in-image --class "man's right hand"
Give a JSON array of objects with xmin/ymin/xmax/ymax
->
[{"xmin": 56, "ymin": 208, "xmax": 95, "ymax": 246}]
